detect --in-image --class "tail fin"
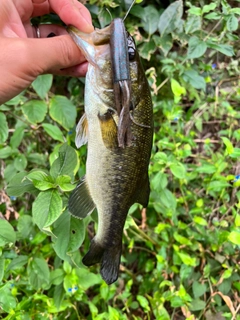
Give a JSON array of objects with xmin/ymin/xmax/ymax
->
[{"xmin": 82, "ymin": 238, "xmax": 122, "ymax": 285}]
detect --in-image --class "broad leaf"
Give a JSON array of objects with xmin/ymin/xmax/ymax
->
[
  {"xmin": 0, "ymin": 112, "xmax": 8, "ymax": 143},
  {"xmin": 228, "ymin": 231, "xmax": 240, "ymax": 245},
  {"xmin": 0, "ymin": 219, "xmax": 16, "ymax": 246},
  {"xmin": 226, "ymin": 15, "xmax": 238, "ymax": 31},
  {"xmin": 10, "ymin": 126, "xmax": 25, "ymax": 148},
  {"xmin": 49, "ymin": 95, "xmax": 77, "ymax": 130},
  {"xmin": 7, "ymin": 171, "xmax": 36, "ymax": 196},
  {"xmin": 14, "ymin": 154, "xmax": 27, "ymax": 171},
  {"xmin": 50, "ymin": 143, "xmax": 79, "ymax": 179},
  {"xmin": 32, "ymin": 74, "xmax": 53, "ymax": 99},
  {"xmin": 52, "ymin": 210, "xmax": 85, "ymax": 260},
  {"xmin": 141, "ymin": 5, "xmax": 159, "ymax": 35},
  {"xmin": 42, "ymin": 123, "xmax": 65, "ymax": 142},
  {"xmin": 170, "ymin": 162, "xmax": 186, "ymax": 179},
  {"xmin": 187, "ymin": 36, "xmax": 207, "ymax": 59},
  {"xmin": 182, "ymin": 70, "xmax": 206, "ymax": 90},
  {"xmin": 185, "ymin": 14, "xmax": 202, "ymax": 34},
  {"xmin": 27, "ymin": 257, "xmax": 50, "ymax": 289},
  {"xmin": 158, "ymin": 0, "xmax": 183, "ymax": 35},
  {"xmin": 207, "ymin": 41, "xmax": 234, "ymax": 56},
  {"xmin": 32, "ymin": 190, "xmax": 63, "ymax": 229},
  {"xmin": 21, "ymin": 100, "xmax": 48, "ymax": 124}
]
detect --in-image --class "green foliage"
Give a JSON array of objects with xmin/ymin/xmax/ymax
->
[{"xmin": 0, "ymin": 0, "xmax": 240, "ymax": 319}]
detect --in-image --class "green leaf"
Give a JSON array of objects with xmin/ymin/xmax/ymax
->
[
  {"xmin": 32, "ymin": 179, "xmax": 55, "ymax": 191},
  {"xmin": 27, "ymin": 257, "xmax": 50, "ymax": 290},
  {"xmin": 202, "ymin": 3, "xmax": 217, "ymax": 13},
  {"xmin": 221, "ymin": 137, "xmax": 234, "ymax": 154},
  {"xmin": 0, "ymin": 285, "xmax": 17, "ymax": 313},
  {"xmin": 230, "ymin": 148, "xmax": 240, "ymax": 158},
  {"xmin": 0, "ymin": 112, "xmax": 8, "ymax": 144},
  {"xmin": 50, "ymin": 269, "xmax": 65, "ymax": 286},
  {"xmin": 49, "ymin": 95, "xmax": 77, "ymax": 130},
  {"xmin": 153, "ymin": 34, "xmax": 173, "ymax": 56},
  {"xmin": 32, "ymin": 74, "xmax": 53, "ymax": 99},
  {"xmin": 7, "ymin": 171, "xmax": 36, "ymax": 196},
  {"xmin": 185, "ymin": 14, "xmax": 201, "ymax": 34},
  {"xmin": 0, "ymin": 258, "xmax": 5, "ymax": 283},
  {"xmin": 10, "ymin": 126, "xmax": 25, "ymax": 148},
  {"xmin": 27, "ymin": 170, "xmax": 49, "ymax": 181},
  {"xmin": 228, "ymin": 231, "xmax": 240, "ymax": 245},
  {"xmin": 17, "ymin": 215, "xmax": 33, "ymax": 239},
  {"xmin": 76, "ymin": 269, "xmax": 101, "ymax": 290},
  {"xmin": 173, "ymin": 232, "xmax": 192, "ymax": 245},
  {"xmin": 56, "ymin": 175, "xmax": 75, "ymax": 191},
  {"xmin": 206, "ymin": 41, "xmax": 234, "ymax": 56},
  {"xmin": 193, "ymin": 216, "xmax": 208, "ymax": 226},
  {"xmin": 226, "ymin": 15, "xmax": 238, "ymax": 31},
  {"xmin": 192, "ymin": 281, "xmax": 207, "ymax": 298},
  {"xmin": 151, "ymin": 172, "xmax": 168, "ymax": 192},
  {"xmin": 53, "ymin": 284, "xmax": 65, "ymax": 310},
  {"xmin": 52, "ymin": 210, "xmax": 85, "ymax": 260},
  {"xmin": 7, "ymin": 255, "xmax": 28, "ymax": 271},
  {"xmin": 170, "ymin": 162, "xmax": 186, "ymax": 179},
  {"xmin": 32, "ymin": 190, "xmax": 62, "ymax": 230},
  {"xmin": 177, "ymin": 251, "xmax": 197, "ymax": 266},
  {"xmin": 188, "ymin": 6, "xmax": 202, "ymax": 16},
  {"xmin": 14, "ymin": 154, "xmax": 27, "ymax": 171},
  {"xmin": 204, "ymin": 12, "xmax": 221, "ymax": 20},
  {"xmin": 27, "ymin": 171, "xmax": 55, "ymax": 191},
  {"xmin": 207, "ymin": 180, "xmax": 230, "ymax": 191},
  {"xmin": 136, "ymin": 295, "xmax": 150, "ymax": 311},
  {"xmin": 42, "ymin": 123, "xmax": 65, "ymax": 142},
  {"xmin": 0, "ymin": 219, "xmax": 16, "ymax": 246},
  {"xmin": 0, "ymin": 146, "xmax": 12, "ymax": 159},
  {"xmin": 21, "ymin": 100, "xmax": 48, "ymax": 124},
  {"xmin": 50, "ymin": 143, "xmax": 79, "ymax": 179},
  {"xmin": 189, "ymin": 298, "xmax": 206, "ymax": 311},
  {"xmin": 139, "ymin": 39, "xmax": 156, "ymax": 61},
  {"xmin": 182, "ymin": 70, "xmax": 206, "ymax": 90},
  {"xmin": 141, "ymin": 5, "xmax": 159, "ymax": 35},
  {"xmin": 158, "ymin": 0, "xmax": 183, "ymax": 35},
  {"xmin": 159, "ymin": 189, "xmax": 177, "ymax": 210},
  {"xmin": 235, "ymin": 214, "xmax": 240, "ymax": 227},
  {"xmin": 196, "ymin": 164, "xmax": 216, "ymax": 174},
  {"xmin": 187, "ymin": 36, "xmax": 207, "ymax": 59},
  {"xmin": 170, "ymin": 79, "xmax": 186, "ymax": 96}
]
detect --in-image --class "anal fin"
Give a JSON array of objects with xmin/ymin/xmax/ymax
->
[{"xmin": 68, "ymin": 177, "xmax": 95, "ymax": 219}]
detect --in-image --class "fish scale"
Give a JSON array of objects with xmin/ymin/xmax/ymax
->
[{"xmin": 68, "ymin": 18, "xmax": 153, "ymax": 285}]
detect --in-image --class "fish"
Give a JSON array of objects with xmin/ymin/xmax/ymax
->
[{"xmin": 67, "ymin": 18, "xmax": 153, "ymax": 285}]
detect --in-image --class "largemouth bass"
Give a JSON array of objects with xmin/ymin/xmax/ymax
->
[{"xmin": 68, "ymin": 19, "xmax": 153, "ymax": 285}]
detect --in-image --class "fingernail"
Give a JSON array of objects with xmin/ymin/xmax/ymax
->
[{"xmin": 47, "ymin": 32, "xmax": 56, "ymax": 38}]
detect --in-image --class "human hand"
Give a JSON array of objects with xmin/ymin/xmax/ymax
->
[{"xmin": 0, "ymin": 0, "xmax": 94, "ymax": 104}]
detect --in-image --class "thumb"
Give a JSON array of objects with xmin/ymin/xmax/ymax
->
[{"xmin": 27, "ymin": 35, "xmax": 86, "ymax": 75}]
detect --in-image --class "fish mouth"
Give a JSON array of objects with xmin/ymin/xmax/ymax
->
[{"xmin": 67, "ymin": 25, "xmax": 111, "ymax": 67}]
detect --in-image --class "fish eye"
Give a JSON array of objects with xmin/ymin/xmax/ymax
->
[
  {"xmin": 127, "ymin": 35, "xmax": 136, "ymax": 61},
  {"xmin": 128, "ymin": 46, "xmax": 135, "ymax": 61}
]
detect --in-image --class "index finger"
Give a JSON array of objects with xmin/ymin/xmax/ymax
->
[
  {"xmin": 50, "ymin": 0, "xmax": 94, "ymax": 33},
  {"xmin": 31, "ymin": 0, "xmax": 94, "ymax": 33}
]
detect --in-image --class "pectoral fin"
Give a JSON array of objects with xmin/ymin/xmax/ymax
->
[
  {"xmin": 68, "ymin": 178, "xmax": 95, "ymax": 219},
  {"xmin": 98, "ymin": 109, "xmax": 118, "ymax": 149},
  {"xmin": 75, "ymin": 113, "xmax": 88, "ymax": 148}
]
